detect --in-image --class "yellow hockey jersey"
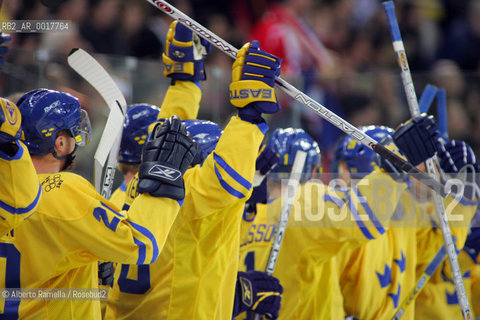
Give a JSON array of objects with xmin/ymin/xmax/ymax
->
[
  {"xmin": 471, "ymin": 262, "xmax": 480, "ymax": 316},
  {"xmin": 337, "ymin": 192, "xmax": 477, "ymax": 320},
  {"xmin": 111, "ymin": 79, "xmax": 200, "ymax": 212},
  {"xmin": 415, "ymin": 250, "xmax": 477, "ymax": 319},
  {"xmin": 0, "ymin": 140, "xmax": 41, "ymax": 234},
  {"xmin": 0, "ymin": 172, "xmax": 182, "ymax": 319},
  {"xmin": 105, "ymin": 115, "xmax": 267, "ymax": 320},
  {"xmin": 110, "ymin": 181, "xmax": 127, "ymax": 209},
  {"xmin": 237, "ymin": 171, "xmax": 408, "ymax": 320},
  {"xmin": 158, "ymin": 80, "xmax": 201, "ymax": 120}
]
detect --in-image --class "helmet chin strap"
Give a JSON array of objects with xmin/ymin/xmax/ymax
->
[{"xmin": 53, "ymin": 145, "xmax": 77, "ymax": 171}]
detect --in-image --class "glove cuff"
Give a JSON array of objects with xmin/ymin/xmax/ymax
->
[
  {"xmin": 238, "ymin": 107, "xmax": 264, "ymax": 124},
  {"xmin": 0, "ymin": 140, "xmax": 20, "ymax": 158},
  {"xmin": 163, "ymin": 54, "xmax": 195, "ymax": 76},
  {"xmin": 163, "ymin": 54, "xmax": 207, "ymax": 82},
  {"xmin": 229, "ymin": 81, "xmax": 277, "ymax": 108},
  {"xmin": 144, "ymin": 182, "xmax": 185, "ymax": 200},
  {"xmin": 232, "ymin": 275, "xmax": 250, "ymax": 316}
]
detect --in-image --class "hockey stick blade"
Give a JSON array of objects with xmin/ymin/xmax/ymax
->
[
  {"xmin": 68, "ymin": 48, "xmax": 127, "ymax": 195},
  {"xmin": 68, "ymin": 48, "xmax": 127, "ymax": 110},
  {"xmin": 94, "ymin": 103, "xmax": 124, "ymax": 193}
]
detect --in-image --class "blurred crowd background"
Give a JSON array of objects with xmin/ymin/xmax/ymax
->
[{"xmin": 2, "ymin": 0, "xmax": 480, "ymax": 182}]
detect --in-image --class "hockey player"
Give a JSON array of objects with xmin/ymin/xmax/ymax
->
[
  {"xmin": 105, "ymin": 20, "xmax": 283, "ymax": 319},
  {"xmin": 237, "ymin": 117, "xmax": 457, "ymax": 320},
  {"xmin": 465, "ymin": 225, "xmax": 480, "ymax": 317},
  {"xmin": 237, "ymin": 128, "xmax": 336, "ymax": 320},
  {"xmin": 0, "ymin": 88, "xmax": 196, "ymax": 319},
  {"xmin": 108, "ymin": 118, "xmax": 283, "ymax": 319},
  {"xmin": 109, "ymin": 103, "xmax": 161, "ymax": 209},
  {"xmin": 0, "ymin": 31, "xmax": 40, "ymax": 235},
  {"xmin": 334, "ymin": 124, "xmax": 478, "ymax": 319},
  {"xmin": 237, "ymin": 125, "xmax": 410, "ymax": 320},
  {"xmin": 98, "ymin": 103, "xmax": 161, "ymax": 315},
  {"xmin": 0, "ymin": 97, "xmax": 41, "ymax": 235},
  {"xmin": 100, "ymin": 17, "xmax": 209, "ymax": 289},
  {"xmin": 414, "ymin": 140, "xmax": 480, "ymax": 319}
]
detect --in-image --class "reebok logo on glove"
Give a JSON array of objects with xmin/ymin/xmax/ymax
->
[
  {"xmin": 148, "ymin": 165, "xmax": 182, "ymax": 181},
  {"xmin": 239, "ymin": 276, "xmax": 254, "ymax": 307}
]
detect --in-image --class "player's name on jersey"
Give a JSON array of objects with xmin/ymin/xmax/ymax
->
[
  {"xmin": 240, "ymin": 223, "xmax": 276, "ymax": 247},
  {"xmin": 1, "ymin": 288, "xmax": 108, "ymax": 301}
]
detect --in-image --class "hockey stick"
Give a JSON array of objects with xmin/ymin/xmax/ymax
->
[
  {"xmin": 67, "ymin": 48, "xmax": 127, "ymax": 199},
  {"xmin": 418, "ymin": 84, "xmax": 438, "ymax": 114},
  {"xmin": 382, "ymin": 2, "xmax": 472, "ymax": 319},
  {"xmin": 418, "ymin": 85, "xmax": 448, "ymax": 138},
  {"xmin": 437, "ymin": 89, "xmax": 448, "ymax": 138},
  {"xmin": 251, "ymin": 150, "xmax": 307, "ymax": 320},
  {"xmin": 392, "ymin": 244, "xmax": 447, "ymax": 320},
  {"xmin": 144, "ymin": 0, "xmax": 452, "ymax": 198}
]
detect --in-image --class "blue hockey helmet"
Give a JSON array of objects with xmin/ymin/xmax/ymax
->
[
  {"xmin": 17, "ymin": 89, "xmax": 91, "ymax": 155},
  {"xmin": 332, "ymin": 125, "xmax": 393, "ymax": 179},
  {"xmin": 183, "ymin": 119, "xmax": 223, "ymax": 165},
  {"xmin": 267, "ymin": 128, "xmax": 321, "ymax": 181},
  {"xmin": 118, "ymin": 103, "xmax": 161, "ymax": 163}
]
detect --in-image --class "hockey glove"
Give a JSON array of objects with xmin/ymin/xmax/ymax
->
[
  {"xmin": 230, "ymin": 40, "xmax": 282, "ymax": 123},
  {"xmin": 247, "ymin": 145, "xmax": 279, "ymax": 205},
  {"xmin": 98, "ymin": 261, "xmax": 114, "ymax": 286},
  {"xmin": 393, "ymin": 114, "xmax": 441, "ymax": 166},
  {"xmin": 162, "ymin": 20, "xmax": 211, "ymax": 82},
  {"xmin": 437, "ymin": 139, "xmax": 480, "ymax": 174},
  {"xmin": 0, "ymin": 98, "xmax": 22, "ymax": 156},
  {"xmin": 137, "ymin": 115, "xmax": 197, "ymax": 200},
  {"xmin": 0, "ymin": 31, "xmax": 11, "ymax": 67},
  {"xmin": 437, "ymin": 139, "xmax": 479, "ymax": 200},
  {"xmin": 232, "ymin": 271, "xmax": 283, "ymax": 319}
]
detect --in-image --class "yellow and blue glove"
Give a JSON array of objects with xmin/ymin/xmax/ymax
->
[
  {"xmin": 230, "ymin": 40, "xmax": 281, "ymax": 124},
  {"xmin": 162, "ymin": 21, "xmax": 211, "ymax": 83},
  {"xmin": 233, "ymin": 270, "xmax": 283, "ymax": 319},
  {"xmin": 0, "ymin": 98, "xmax": 21, "ymax": 143},
  {"xmin": 0, "ymin": 98, "xmax": 22, "ymax": 157}
]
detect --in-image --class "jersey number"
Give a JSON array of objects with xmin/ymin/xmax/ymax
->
[
  {"xmin": 0, "ymin": 242, "xmax": 21, "ymax": 319},
  {"xmin": 93, "ymin": 205, "xmax": 120, "ymax": 232},
  {"xmin": 118, "ymin": 264, "xmax": 151, "ymax": 294},
  {"xmin": 244, "ymin": 251, "xmax": 255, "ymax": 271}
]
